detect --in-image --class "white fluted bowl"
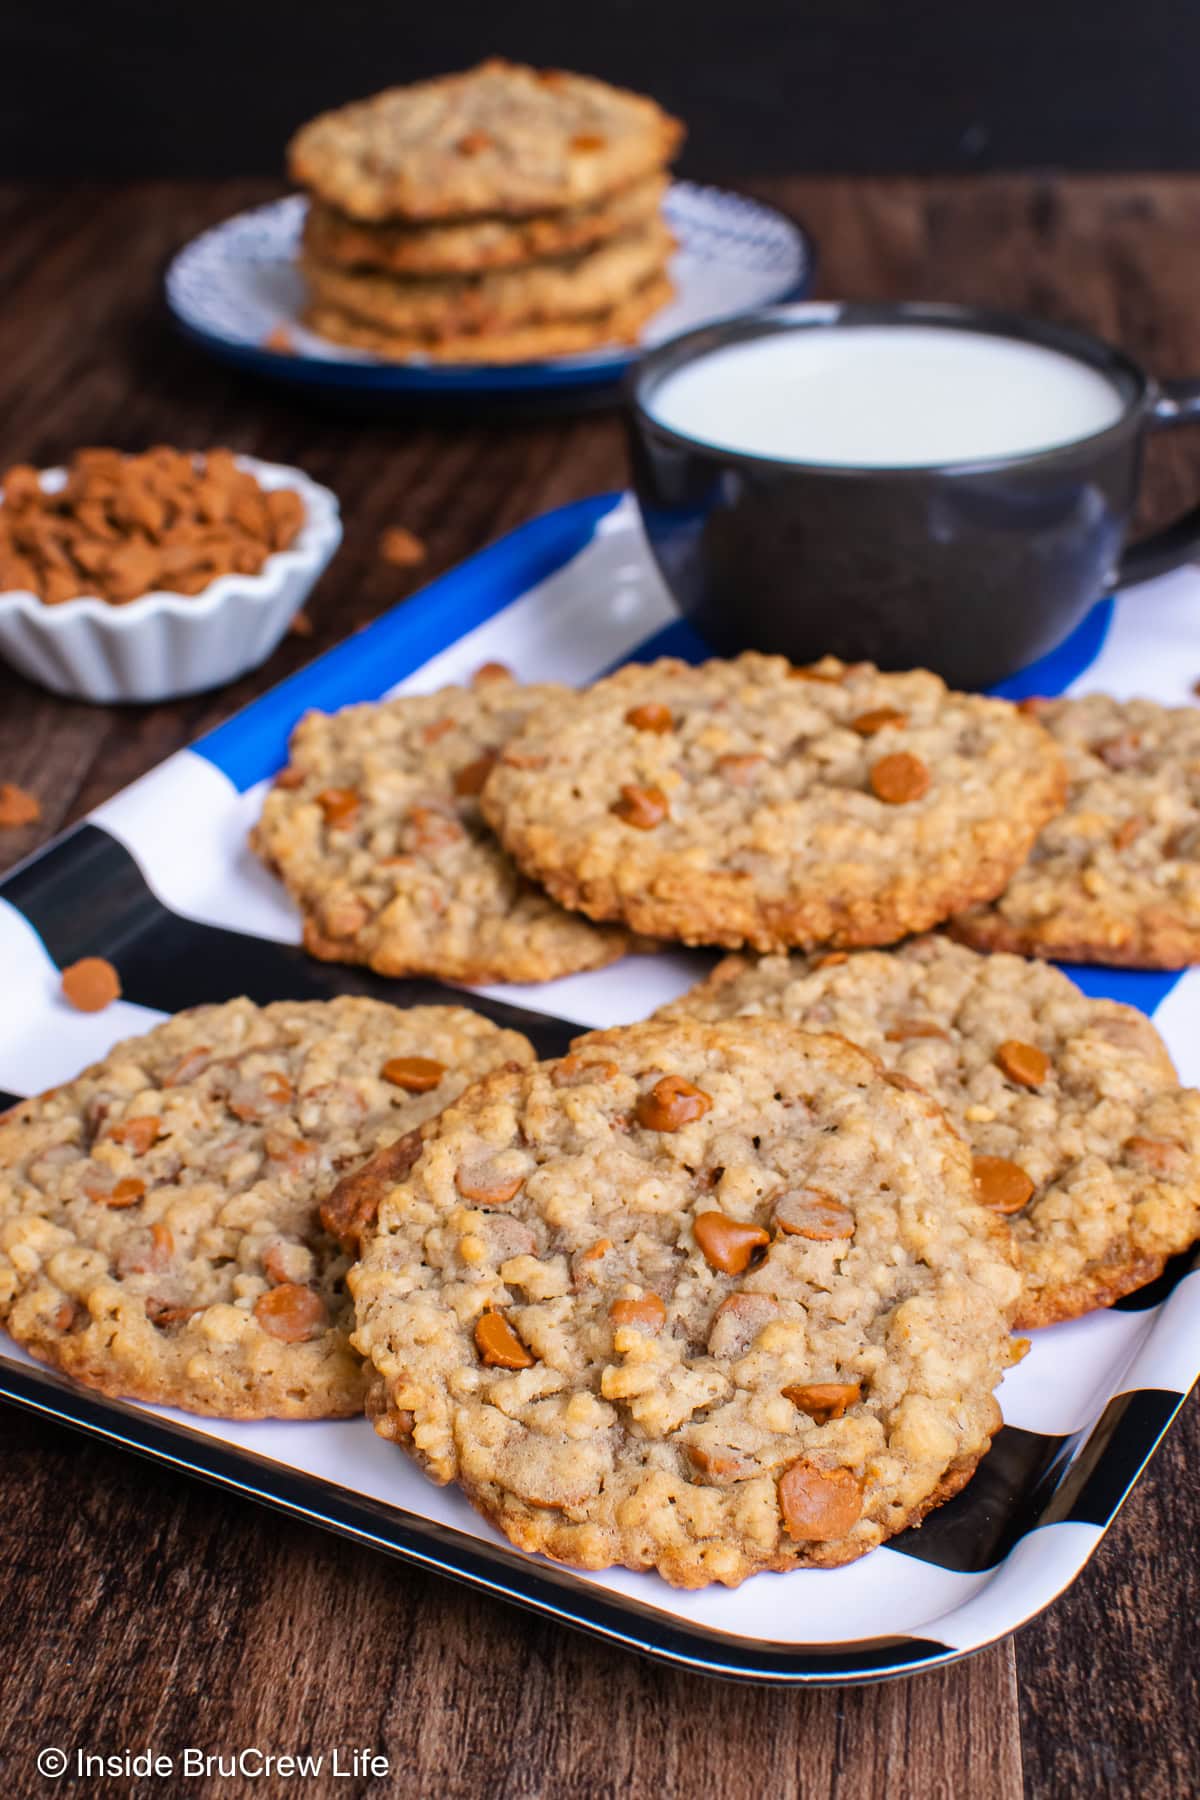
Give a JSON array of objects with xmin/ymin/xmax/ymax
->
[{"xmin": 0, "ymin": 456, "xmax": 342, "ymax": 703}]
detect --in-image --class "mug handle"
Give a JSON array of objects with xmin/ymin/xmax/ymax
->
[{"xmin": 1116, "ymin": 378, "xmax": 1200, "ymax": 586}]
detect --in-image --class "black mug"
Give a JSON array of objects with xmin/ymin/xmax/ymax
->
[{"xmin": 627, "ymin": 301, "xmax": 1200, "ymax": 690}]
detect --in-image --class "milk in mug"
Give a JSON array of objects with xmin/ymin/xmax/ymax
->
[{"xmin": 646, "ymin": 324, "xmax": 1127, "ymax": 468}]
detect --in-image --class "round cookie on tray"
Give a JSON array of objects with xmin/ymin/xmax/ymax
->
[
  {"xmin": 478, "ymin": 653, "xmax": 1068, "ymax": 952},
  {"xmin": 350, "ymin": 1016, "xmax": 1022, "ymax": 1588},
  {"xmin": 0, "ymin": 997, "xmax": 533, "ymax": 1418},
  {"xmin": 657, "ymin": 934, "xmax": 1200, "ymax": 1329},
  {"xmin": 251, "ymin": 668, "xmax": 640, "ymax": 983},
  {"xmin": 950, "ymin": 693, "xmax": 1200, "ymax": 967}
]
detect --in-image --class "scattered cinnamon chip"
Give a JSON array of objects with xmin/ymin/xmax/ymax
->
[
  {"xmin": 0, "ymin": 782, "xmax": 40, "ymax": 827},
  {"xmin": 379, "ymin": 525, "xmax": 427, "ymax": 569},
  {"xmin": 61, "ymin": 957, "xmax": 121, "ymax": 1013},
  {"xmin": 263, "ymin": 325, "xmax": 295, "ymax": 354},
  {"xmin": 289, "ymin": 609, "xmax": 314, "ymax": 637}
]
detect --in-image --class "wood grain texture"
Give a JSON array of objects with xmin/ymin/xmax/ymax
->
[
  {"xmin": 0, "ymin": 1413, "xmax": 1022, "ymax": 1800},
  {"xmin": 1, "ymin": 175, "xmax": 1199, "ymax": 1798}
]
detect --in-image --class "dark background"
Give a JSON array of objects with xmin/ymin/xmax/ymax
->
[{"xmin": 3, "ymin": 0, "xmax": 1195, "ymax": 179}]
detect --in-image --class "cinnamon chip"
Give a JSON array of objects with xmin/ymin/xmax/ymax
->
[
  {"xmin": 778, "ymin": 1461, "xmax": 864, "ymax": 1541},
  {"xmin": 0, "ymin": 782, "xmax": 40, "ymax": 827},
  {"xmin": 850, "ymin": 708, "xmax": 907, "ymax": 737},
  {"xmin": 0, "ymin": 448, "xmax": 305, "ymax": 606},
  {"xmin": 611, "ymin": 783, "xmax": 669, "ymax": 830},
  {"xmin": 472, "ymin": 661, "xmax": 513, "ymax": 686},
  {"xmin": 263, "ymin": 325, "xmax": 296, "ymax": 354},
  {"xmin": 635, "ymin": 1074, "xmax": 711, "ymax": 1131},
  {"xmin": 61, "ymin": 957, "xmax": 121, "ymax": 1013},
  {"xmin": 253, "ymin": 1283, "xmax": 328, "ymax": 1343},
  {"xmin": 692, "ymin": 1210, "xmax": 770, "ymax": 1274},
  {"xmin": 289, "ymin": 609, "xmax": 314, "ymax": 637},
  {"xmin": 995, "ymin": 1039, "xmax": 1051, "ymax": 1089},
  {"xmin": 379, "ymin": 525, "xmax": 427, "ymax": 569},
  {"xmin": 609, "ymin": 1294, "xmax": 666, "ymax": 1332},
  {"xmin": 625, "ymin": 702, "xmax": 674, "ymax": 734},
  {"xmin": 972, "ymin": 1154, "xmax": 1034, "ymax": 1213},
  {"xmin": 382, "ymin": 1056, "xmax": 446, "ymax": 1092},
  {"xmin": 869, "ymin": 752, "xmax": 930, "ymax": 805},
  {"xmin": 474, "ymin": 1308, "xmax": 533, "ymax": 1368}
]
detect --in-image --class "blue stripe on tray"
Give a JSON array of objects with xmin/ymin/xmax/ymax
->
[
  {"xmin": 194, "ymin": 492, "xmax": 624, "ymax": 792},
  {"xmin": 623, "ymin": 595, "xmax": 1117, "ymax": 692}
]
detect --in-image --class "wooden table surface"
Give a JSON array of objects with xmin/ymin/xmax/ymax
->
[{"xmin": 1, "ymin": 174, "xmax": 1199, "ymax": 1800}]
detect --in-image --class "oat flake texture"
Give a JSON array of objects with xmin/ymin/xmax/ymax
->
[
  {"xmin": 950, "ymin": 693, "xmax": 1200, "ymax": 968},
  {"xmin": 251, "ymin": 673, "xmax": 635, "ymax": 984},
  {"xmin": 352, "ymin": 1017, "xmax": 1021, "ymax": 1588},
  {"xmin": 0, "ymin": 997, "xmax": 533, "ymax": 1418}
]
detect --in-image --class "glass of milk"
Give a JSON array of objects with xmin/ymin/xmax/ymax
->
[{"xmin": 628, "ymin": 302, "xmax": 1200, "ymax": 688}]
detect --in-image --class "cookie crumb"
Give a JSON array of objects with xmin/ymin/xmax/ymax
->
[
  {"xmin": 289, "ymin": 609, "xmax": 314, "ymax": 637},
  {"xmin": 379, "ymin": 526, "xmax": 426, "ymax": 569},
  {"xmin": 61, "ymin": 957, "xmax": 122, "ymax": 1013},
  {"xmin": 263, "ymin": 325, "xmax": 295, "ymax": 354},
  {"xmin": 0, "ymin": 782, "xmax": 40, "ymax": 827}
]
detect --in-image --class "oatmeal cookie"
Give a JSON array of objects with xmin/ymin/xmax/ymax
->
[
  {"xmin": 950, "ymin": 694, "xmax": 1200, "ymax": 967},
  {"xmin": 659, "ymin": 935, "xmax": 1200, "ymax": 1328},
  {"xmin": 351, "ymin": 1017, "xmax": 1021, "ymax": 1587},
  {"xmin": 299, "ymin": 218, "xmax": 674, "ymax": 339},
  {"xmin": 250, "ymin": 672, "xmax": 634, "ymax": 983},
  {"xmin": 479, "ymin": 655, "xmax": 1067, "ymax": 952},
  {"xmin": 303, "ymin": 272, "xmax": 672, "ymax": 363},
  {"xmin": 0, "ymin": 997, "xmax": 533, "ymax": 1417},
  {"xmin": 303, "ymin": 173, "xmax": 667, "ymax": 277},
  {"xmin": 288, "ymin": 61, "xmax": 684, "ymax": 223}
]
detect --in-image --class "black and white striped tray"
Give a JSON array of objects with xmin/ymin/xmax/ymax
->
[{"xmin": 3, "ymin": 492, "xmax": 1198, "ymax": 1683}]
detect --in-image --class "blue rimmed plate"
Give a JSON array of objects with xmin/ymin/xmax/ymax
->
[{"xmin": 164, "ymin": 185, "xmax": 814, "ymax": 398}]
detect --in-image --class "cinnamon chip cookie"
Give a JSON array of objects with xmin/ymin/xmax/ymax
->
[
  {"xmin": 300, "ymin": 218, "xmax": 673, "ymax": 338},
  {"xmin": 0, "ymin": 998, "xmax": 533, "ymax": 1417},
  {"xmin": 950, "ymin": 694, "xmax": 1200, "ymax": 967},
  {"xmin": 479, "ymin": 655, "xmax": 1067, "ymax": 952},
  {"xmin": 303, "ymin": 173, "xmax": 667, "ymax": 277},
  {"xmin": 303, "ymin": 273, "xmax": 672, "ymax": 363},
  {"xmin": 659, "ymin": 935, "xmax": 1200, "ymax": 1328},
  {"xmin": 351, "ymin": 1018, "xmax": 1021, "ymax": 1587},
  {"xmin": 288, "ymin": 61, "xmax": 684, "ymax": 222},
  {"xmin": 250, "ymin": 673, "xmax": 634, "ymax": 983}
]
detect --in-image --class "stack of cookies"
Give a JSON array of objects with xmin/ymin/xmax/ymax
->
[{"xmin": 288, "ymin": 60, "xmax": 683, "ymax": 362}]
